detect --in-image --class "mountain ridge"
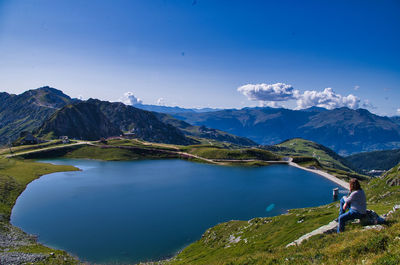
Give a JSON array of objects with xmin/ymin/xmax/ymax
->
[
  {"xmin": 172, "ymin": 107, "xmax": 400, "ymax": 155},
  {"xmin": 36, "ymin": 99, "xmax": 196, "ymax": 145},
  {"xmin": 0, "ymin": 86, "xmax": 74, "ymax": 144},
  {"xmin": 1, "ymin": 87, "xmax": 257, "ymax": 147}
]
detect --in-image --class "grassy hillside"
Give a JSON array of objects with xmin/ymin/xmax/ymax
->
[
  {"xmin": 182, "ymin": 145, "xmax": 281, "ymax": 161},
  {"xmin": 0, "ymin": 158, "xmax": 80, "ymax": 264},
  {"xmin": 346, "ymin": 149, "xmax": 400, "ymax": 172},
  {"xmin": 0, "ymin": 158, "xmax": 78, "ymax": 220},
  {"xmin": 14, "ymin": 139, "xmax": 282, "ymax": 166},
  {"xmin": 18, "ymin": 143, "xmax": 179, "ymax": 161},
  {"xmin": 170, "ymin": 163, "xmax": 400, "ymax": 264},
  {"xmin": 272, "ymin": 138, "xmax": 352, "ymax": 171},
  {"xmin": 264, "ymin": 138, "xmax": 368, "ymax": 182}
]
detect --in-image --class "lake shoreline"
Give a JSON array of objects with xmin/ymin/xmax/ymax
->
[
  {"xmin": 10, "ymin": 158, "xmax": 347, "ymax": 264},
  {"xmin": 288, "ymin": 160, "xmax": 349, "ymax": 189}
]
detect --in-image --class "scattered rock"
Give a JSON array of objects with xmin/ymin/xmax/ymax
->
[
  {"xmin": 364, "ymin": 225, "xmax": 385, "ymax": 231},
  {"xmin": 0, "ymin": 223, "xmax": 37, "ymax": 248},
  {"xmin": 379, "ymin": 191, "xmax": 392, "ymax": 199},
  {"xmin": 286, "ymin": 220, "xmax": 338, "ymax": 247},
  {"xmin": 387, "ymin": 178, "xmax": 400, "ymax": 186},
  {"xmin": 228, "ymin": 234, "xmax": 241, "ymax": 244},
  {"xmin": 0, "ymin": 252, "xmax": 47, "ymax": 265}
]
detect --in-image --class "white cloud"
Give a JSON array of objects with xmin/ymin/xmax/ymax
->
[
  {"xmin": 77, "ymin": 95, "xmax": 84, "ymax": 100},
  {"xmin": 259, "ymin": 101, "xmax": 282, "ymax": 108},
  {"xmin": 238, "ymin": 83, "xmax": 361, "ymax": 110},
  {"xmin": 157, "ymin": 98, "xmax": 165, "ymax": 106},
  {"xmin": 120, "ymin": 92, "xmax": 142, "ymax": 105},
  {"xmin": 362, "ymin": 99, "xmax": 376, "ymax": 109},
  {"xmin": 354, "ymin": 85, "xmax": 360, "ymax": 91},
  {"xmin": 397, "ymin": 108, "xmax": 400, "ymax": 115},
  {"xmin": 237, "ymin": 83, "xmax": 299, "ymax": 102},
  {"xmin": 296, "ymin": 88, "xmax": 359, "ymax": 110}
]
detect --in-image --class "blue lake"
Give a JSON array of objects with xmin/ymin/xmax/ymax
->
[{"xmin": 11, "ymin": 159, "xmax": 345, "ymax": 264}]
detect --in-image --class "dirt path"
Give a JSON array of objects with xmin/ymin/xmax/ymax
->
[{"xmin": 4, "ymin": 141, "xmax": 90, "ymax": 158}]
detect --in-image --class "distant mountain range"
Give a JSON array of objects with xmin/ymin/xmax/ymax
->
[
  {"xmin": 391, "ymin": 116, "xmax": 400, "ymax": 126},
  {"xmin": 172, "ymin": 107, "xmax": 400, "ymax": 155},
  {"xmin": 154, "ymin": 113, "xmax": 256, "ymax": 146},
  {"xmin": 133, "ymin": 103, "xmax": 220, "ymax": 114}
]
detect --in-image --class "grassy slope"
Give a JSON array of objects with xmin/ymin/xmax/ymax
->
[
  {"xmin": 0, "ymin": 157, "xmax": 80, "ymax": 264},
  {"xmin": 65, "ymin": 145, "xmax": 179, "ymax": 161},
  {"xmin": 0, "ymin": 140, "xmax": 64, "ymax": 155},
  {"xmin": 171, "ymin": 163, "xmax": 400, "ymax": 265},
  {"xmin": 181, "ymin": 145, "xmax": 281, "ymax": 161},
  {"xmin": 269, "ymin": 138, "xmax": 368, "ymax": 182},
  {"xmin": 16, "ymin": 139, "xmax": 282, "ymax": 166},
  {"xmin": 0, "ymin": 158, "xmax": 78, "ymax": 219},
  {"xmin": 274, "ymin": 138, "xmax": 352, "ymax": 171}
]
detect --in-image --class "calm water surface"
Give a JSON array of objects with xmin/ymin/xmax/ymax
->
[{"xmin": 11, "ymin": 159, "xmax": 345, "ymax": 264}]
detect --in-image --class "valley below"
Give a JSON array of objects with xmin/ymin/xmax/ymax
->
[{"xmin": 0, "ymin": 138, "xmax": 399, "ymax": 264}]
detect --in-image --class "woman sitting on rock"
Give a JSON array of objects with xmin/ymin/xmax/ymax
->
[{"xmin": 337, "ymin": 178, "xmax": 367, "ymax": 233}]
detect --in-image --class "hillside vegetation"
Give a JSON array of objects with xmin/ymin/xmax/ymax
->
[
  {"xmin": 265, "ymin": 138, "xmax": 367, "ymax": 182},
  {"xmin": 170, "ymin": 163, "xmax": 400, "ymax": 264},
  {"xmin": 0, "ymin": 158, "xmax": 80, "ymax": 264},
  {"xmin": 182, "ymin": 145, "xmax": 280, "ymax": 161},
  {"xmin": 271, "ymin": 138, "xmax": 352, "ymax": 171}
]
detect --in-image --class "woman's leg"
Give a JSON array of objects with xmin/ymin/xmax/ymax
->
[{"xmin": 337, "ymin": 210, "xmax": 363, "ymax": 233}]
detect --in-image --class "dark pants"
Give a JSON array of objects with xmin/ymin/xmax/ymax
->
[{"xmin": 337, "ymin": 197, "xmax": 364, "ymax": 233}]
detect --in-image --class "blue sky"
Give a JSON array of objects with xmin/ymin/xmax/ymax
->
[{"xmin": 0, "ymin": 0, "xmax": 399, "ymax": 115}]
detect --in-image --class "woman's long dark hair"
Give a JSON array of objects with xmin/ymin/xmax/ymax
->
[{"xmin": 349, "ymin": 178, "xmax": 361, "ymax": 192}]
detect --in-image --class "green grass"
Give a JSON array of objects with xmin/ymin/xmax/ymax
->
[
  {"xmin": 16, "ymin": 140, "xmax": 282, "ymax": 165},
  {"xmin": 182, "ymin": 145, "xmax": 281, "ymax": 161},
  {"xmin": 0, "ymin": 157, "xmax": 80, "ymax": 263},
  {"xmin": 65, "ymin": 145, "xmax": 179, "ymax": 160},
  {"xmin": 0, "ymin": 140, "xmax": 68, "ymax": 155},
  {"xmin": 0, "ymin": 158, "xmax": 78, "ymax": 220},
  {"xmin": 270, "ymin": 139, "xmax": 368, "ymax": 182},
  {"xmin": 274, "ymin": 138, "xmax": 354, "ymax": 172}
]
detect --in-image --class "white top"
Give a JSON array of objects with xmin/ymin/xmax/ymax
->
[{"xmin": 345, "ymin": 189, "xmax": 367, "ymax": 214}]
